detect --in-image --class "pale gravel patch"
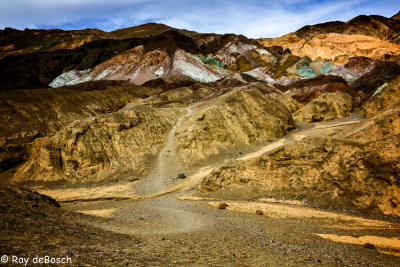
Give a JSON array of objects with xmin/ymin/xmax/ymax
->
[
  {"xmin": 316, "ymin": 234, "xmax": 400, "ymax": 256},
  {"xmin": 78, "ymin": 208, "xmax": 118, "ymax": 218},
  {"xmin": 207, "ymin": 200, "xmax": 399, "ymax": 230}
]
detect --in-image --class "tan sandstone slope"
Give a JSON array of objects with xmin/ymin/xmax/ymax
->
[
  {"xmin": 259, "ymin": 33, "xmax": 400, "ymax": 65},
  {"xmin": 293, "ymin": 91, "xmax": 353, "ymax": 122},
  {"xmin": 0, "ymin": 81, "xmax": 163, "ymax": 174},
  {"xmin": 3, "ymin": 81, "xmax": 295, "ymax": 185},
  {"xmin": 175, "ymin": 84, "xmax": 295, "ymax": 169},
  {"xmin": 10, "ymin": 104, "xmax": 182, "ymax": 184}
]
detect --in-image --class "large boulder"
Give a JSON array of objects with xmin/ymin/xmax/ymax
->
[{"xmin": 293, "ymin": 91, "xmax": 353, "ymax": 122}]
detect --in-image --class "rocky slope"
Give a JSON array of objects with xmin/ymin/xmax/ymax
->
[
  {"xmin": 360, "ymin": 75, "xmax": 400, "ymax": 117},
  {"xmin": 350, "ymin": 61, "xmax": 400, "ymax": 95},
  {"xmin": 0, "ymin": 183, "xmax": 141, "ymax": 266},
  {"xmin": 0, "ymin": 81, "xmax": 161, "ymax": 175},
  {"xmin": 0, "ymin": 25, "xmax": 281, "ymax": 90},
  {"xmin": 49, "ymin": 34, "xmax": 278, "ymax": 88},
  {"xmin": 10, "ymin": 104, "xmax": 181, "ymax": 184},
  {"xmin": 0, "ymin": 23, "xmax": 176, "ymax": 59},
  {"xmin": 3, "ymin": 81, "xmax": 294, "ymax": 185},
  {"xmin": 0, "ymin": 29, "xmax": 202, "ymax": 90},
  {"xmin": 175, "ymin": 84, "xmax": 295, "ymax": 169},
  {"xmin": 3, "ymin": 9, "xmax": 400, "ymax": 267},
  {"xmin": 281, "ymin": 75, "xmax": 359, "ymax": 104},
  {"xmin": 200, "ymin": 105, "xmax": 400, "ymax": 216}
]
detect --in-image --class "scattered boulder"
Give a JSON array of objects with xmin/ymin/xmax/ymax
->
[{"xmin": 217, "ymin": 201, "xmax": 228, "ymax": 209}]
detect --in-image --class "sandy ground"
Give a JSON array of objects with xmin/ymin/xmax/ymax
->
[{"xmin": 29, "ymin": 112, "xmax": 400, "ymax": 265}]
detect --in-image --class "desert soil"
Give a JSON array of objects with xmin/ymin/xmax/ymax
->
[{"xmin": 13, "ymin": 111, "xmax": 400, "ymax": 266}]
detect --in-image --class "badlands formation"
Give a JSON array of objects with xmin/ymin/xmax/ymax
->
[{"xmin": 1, "ymin": 12, "xmax": 400, "ymax": 266}]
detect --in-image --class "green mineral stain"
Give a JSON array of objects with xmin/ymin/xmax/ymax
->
[{"xmin": 194, "ymin": 55, "xmax": 225, "ymax": 68}]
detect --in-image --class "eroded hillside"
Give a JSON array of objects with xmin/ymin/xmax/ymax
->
[{"xmin": 2, "ymin": 11, "xmax": 400, "ymax": 266}]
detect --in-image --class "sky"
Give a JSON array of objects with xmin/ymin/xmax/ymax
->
[{"xmin": 1, "ymin": 0, "xmax": 399, "ymax": 38}]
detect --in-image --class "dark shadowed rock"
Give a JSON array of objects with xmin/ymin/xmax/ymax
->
[{"xmin": 350, "ymin": 61, "xmax": 400, "ymax": 94}]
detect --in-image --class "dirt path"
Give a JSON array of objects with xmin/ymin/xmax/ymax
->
[{"xmin": 133, "ymin": 106, "xmax": 194, "ymax": 195}]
